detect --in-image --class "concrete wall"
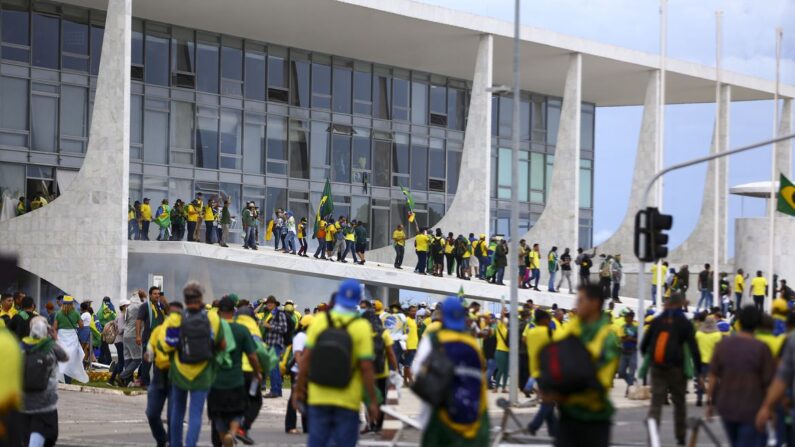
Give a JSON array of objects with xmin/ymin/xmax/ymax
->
[
  {"xmin": 520, "ymin": 53, "xmax": 581, "ymax": 251},
  {"xmin": 735, "ymin": 216, "xmax": 795, "ymax": 287},
  {"xmin": 0, "ymin": 0, "xmax": 131, "ymax": 301},
  {"xmin": 367, "ymin": 34, "xmax": 493, "ymax": 267}
]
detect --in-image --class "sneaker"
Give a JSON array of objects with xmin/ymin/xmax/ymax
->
[
  {"xmin": 263, "ymin": 392, "xmax": 282, "ymax": 399},
  {"xmin": 236, "ymin": 428, "xmax": 255, "ymax": 445}
]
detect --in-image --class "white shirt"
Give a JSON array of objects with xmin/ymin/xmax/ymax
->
[
  {"xmin": 80, "ymin": 312, "xmax": 91, "ymax": 327},
  {"xmin": 291, "ymin": 332, "xmax": 307, "ymax": 374},
  {"xmin": 411, "ymin": 336, "xmax": 433, "ymax": 429}
]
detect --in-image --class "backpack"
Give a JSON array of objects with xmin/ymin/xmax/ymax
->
[
  {"xmin": 650, "ymin": 315, "xmax": 683, "ymax": 367},
  {"xmin": 455, "ymin": 240, "xmax": 467, "ymax": 257},
  {"xmin": 283, "ymin": 311, "xmax": 296, "ymax": 347},
  {"xmin": 431, "ymin": 237, "xmax": 443, "ymax": 256},
  {"xmin": 373, "ymin": 330, "xmax": 386, "ymax": 377},
  {"xmin": 308, "ymin": 313, "xmax": 357, "ymax": 388},
  {"xmin": 24, "ymin": 346, "xmax": 55, "ymax": 392},
  {"xmin": 178, "ymin": 310, "xmax": 214, "ymax": 364},
  {"xmin": 538, "ymin": 335, "xmax": 601, "ymax": 395},
  {"xmin": 411, "ymin": 333, "xmax": 455, "ymax": 406},
  {"xmin": 600, "ymin": 261, "xmax": 611, "ymax": 278},
  {"xmin": 102, "ymin": 320, "xmax": 118, "ymax": 344}
]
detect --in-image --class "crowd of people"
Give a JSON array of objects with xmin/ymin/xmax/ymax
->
[{"xmin": 5, "ymin": 268, "xmax": 795, "ymax": 446}]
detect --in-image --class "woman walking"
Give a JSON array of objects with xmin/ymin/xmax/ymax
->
[{"xmin": 53, "ymin": 296, "xmax": 88, "ymax": 383}]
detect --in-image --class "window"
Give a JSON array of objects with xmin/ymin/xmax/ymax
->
[
  {"xmin": 289, "ymin": 119, "xmax": 309, "ymax": 179},
  {"xmin": 32, "ymin": 14, "xmax": 59, "ymax": 69},
  {"xmin": 580, "ymin": 159, "xmax": 593, "ymax": 208},
  {"xmin": 498, "ymin": 96, "xmax": 512, "ymax": 137},
  {"xmin": 0, "ymin": 76, "xmax": 28, "ymax": 147},
  {"xmin": 331, "ymin": 133, "xmax": 350, "ymax": 183},
  {"xmin": 428, "ymin": 138, "xmax": 445, "ymax": 179},
  {"xmin": 429, "ymin": 84, "xmax": 446, "ymax": 125},
  {"xmin": 220, "ymin": 108, "xmax": 241, "ymax": 169},
  {"xmin": 144, "ymin": 26, "xmax": 169, "ymax": 86},
  {"xmin": 131, "ymin": 20, "xmax": 143, "ymax": 79},
  {"xmin": 332, "ymin": 64, "xmax": 352, "ymax": 114},
  {"xmin": 244, "ymin": 44, "xmax": 265, "ymax": 101},
  {"xmin": 243, "ymin": 113, "xmax": 265, "ymax": 174},
  {"xmin": 196, "ymin": 34, "xmax": 219, "ymax": 93},
  {"xmin": 196, "ymin": 107, "xmax": 219, "ymax": 169},
  {"xmin": 352, "ymin": 130, "xmax": 370, "ymax": 184},
  {"xmin": 221, "ymin": 38, "xmax": 243, "ymax": 96},
  {"xmin": 411, "ymin": 81, "xmax": 427, "ymax": 125},
  {"xmin": 266, "ymin": 115, "xmax": 287, "ymax": 174},
  {"xmin": 310, "ymin": 121, "xmax": 329, "ymax": 179},
  {"xmin": 372, "ymin": 138, "xmax": 390, "ymax": 187},
  {"xmin": 497, "ymin": 147, "xmax": 511, "ymax": 199},
  {"xmin": 392, "ymin": 134, "xmax": 409, "ymax": 174},
  {"xmin": 545, "ymin": 154, "xmax": 554, "ymax": 202},
  {"xmin": 171, "ymin": 101, "xmax": 195, "ymax": 165},
  {"xmin": 581, "ymin": 104, "xmax": 595, "ymax": 151},
  {"xmin": 446, "ymin": 149, "xmax": 461, "ymax": 194},
  {"xmin": 171, "ymin": 28, "xmax": 195, "ymax": 88},
  {"xmin": 410, "ymin": 140, "xmax": 427, "ymax": 191},
  {"xmin": 0, "ymin": 163, "xmax": 25, "ymax": 199},
  {"xmin": 392, "ymin": 77, "xmax": 409, "ymax": 121},
  {"xmin": 290, "ymin": 54, "xmax": 310, "ymax": 107},
  {"xmin": 530, "ymin": 152, "xmax": 545, "ymax": 203},
  {"xmin": 447, "ymin": 87, "xmax": 465, "ymax": 131},
  {"xmin": 60, "ymin": 85, "xmax": 88, "ymax": 153},
  {"xmin": 531, "ymin": 96, "xmax": 546, "ymax": 141},
  {"xmin": 143, "ymin": 98, "xmax": 169, "ymax": 164},
  {"xmin": 428, "ymin": 202, "xmax": 444, "ymax": 227},
  {"xmin": 373, "ymin": 72, "xmax": 390, "ymax": 119},
  {"xmin": 1, "ymin": 7, "xmax": 29, "ymax": 62},
  {"xmin": 519, "ymin": 151, "xmax": 529, "ymax": 202},
  {"xmin": 90, "ymin": 24, "xmax": 103, "ymax": 75},
  {"xmin": 547, "ymin": 98, "xmax": 561, "ymax": 145},
  {"xmin": 31, "ymin": 86, "xmax": 57, "ymax": 152},
  {"xmin": 311, "ymin": 62, "xmax": 331, "ymax": 109},
  {"xmin": 266, "ymin": 187, "xmax": 286, "ymax": 220},
  {"xmin": 353, "ymin": 68, "xmax": 371, "ymax": 116},
  {"xmin": 130, "ymin": 95, "xmax": 143, "ymax": 159},
  {"xmin": 62, "ymin": 19, "xmax": 89, "ymax": 72},
  {"xmin": 520, "ymin": 95, "xmax": 531, "ymax": 140},
  {"xmin": 267, "ymin": 50, "xmax": 288, "ymax": 102}
]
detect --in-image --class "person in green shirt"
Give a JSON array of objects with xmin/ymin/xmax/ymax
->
[
  {"xmin": 209, "ymin": 296, "xmax": 261, "ymax": 447},
  {"xmin": 354, "ymin": 220, "xmax": 368, "ymax": 265},
  {"xmin": 170, "ymin": 199, "xmax": 187, "ymax": 241},
  {"xmin": 15, "ymin": 197, "xmax": 26, "ymax": 216}
]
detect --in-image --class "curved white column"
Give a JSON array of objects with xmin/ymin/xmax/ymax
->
[
  {"xmin": 367, "ymin": 34, "xmax": 493, "ymax": 266},
  {"xmin": 0, "ymin": 0, "xmax": 131, "ymax": 301},
  {"xmin": 520, "ymin": 53, "xmax": 581, "ymax": 251},
  {"xmin": 598, "ymin": 71, "xmax": 659, "ymax": 256}
]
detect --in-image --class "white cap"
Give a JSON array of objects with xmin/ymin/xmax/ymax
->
[{"xmin": 119, "ymin": 297, "xmax": 131, "ymax": 307}]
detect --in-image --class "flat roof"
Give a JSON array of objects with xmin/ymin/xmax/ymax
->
[{"xmin": 64, "ymin": 0, "xmax": 794, "ymax": 106}]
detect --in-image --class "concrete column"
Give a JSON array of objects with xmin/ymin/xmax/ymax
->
[
  {"xmin": 776, "ymin": 98, "xmax": 792, "ymax": 178},
  {"xmin": 521, "ymin": 53, "xmax": 581, "ymax": 251},
  {"xmin": 598, "ymin": 70, "xmax": 659, "ymax": 257},
  {"xmin": 0, "ymin": 0, "xmax": 131, "ymax": 302},
  {"xmin": 669, "ymin": 84, "xmax": 731, "ymax": 266},
  {"xmin": 367, "ymin": 34, "xmax": 493, "ymax": 266}
]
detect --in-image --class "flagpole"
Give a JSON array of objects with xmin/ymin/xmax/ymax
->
[
  {"xmin": 654, "ymin": 0, "xmax": 668, "ymax": 305},
  {"xmin": 768, "ymin": 28, "xmax": 782, "ymax": 309},
  {"xmin": 507, "ymin": 0, "xmax": 521, "ymax": 406},
  {"xmin": 712, "ymin": 11, "xmax": 722, "ymax": 307}
]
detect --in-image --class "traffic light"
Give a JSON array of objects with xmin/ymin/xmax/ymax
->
[{"xmin": 634, "ymin": 207, "xmax": 673, "ymax": 262}]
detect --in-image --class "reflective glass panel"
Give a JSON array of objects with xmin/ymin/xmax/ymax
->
[
  {"xmin": 90, "ymin": 25, "xmax": 103, "ymax": 75},
  {"xmin": 410, "ymin": 142, "xmax": 427, "ymax": 191},
  {"xmin": 392, "ymin": 136, "xmax": 408, "ymax": 174},
  {"xmin": 373, "ymin": 74, "xmax": 390, "ymax": 119},
  {"xmin": 130, "ymin": 95, "xmax": 143, "ymax": 145},
  {"xmin": 290, "ymin": 58, "xmax": 309, "ymax": 107},
  {"xmin": 411, "ymin": 81, "xmax": 427, "ymax": 124},
  {"xmin": 171, "ymin": 29, "xmax": 195, "ymax": 73},
  {"xmin": 429, "ymin": 84, "xmax": 445, "ymax": 115},
  {"xmin": 353, "ymin": 70, "xmax": 371, "ymax": 116},
  {"xmin": 447, "ymin": 88, "xmax": 465, "ymax": 130},
  {"xmin": 172, "ymin": 101, "xmax": 195, "ymax": 150},
  {"xmin": 0, "ymin": 76, "xmax": 28, "ymax": 131},
  {"xmin": 145, "ymin": 33, "xmax": 168, "ymax": 86},
  {"xmin": 131, "ymin": 22, "xmax": 143, "ymax": 65},
  {"xmin": 31, "ymin": 95, "xmax": 57, "ymax": 151},
  {"xmin": 352, "ymin": 134, "xmax": 370, "ymax": 170},
  {"xmin": 267, "ymin": 116, "xmax": 286, "ymax": 160},
  {"xmin": 310, "ymin": 121, "xmax": 329, "ymax": 179},
  {"xmin": 220, "ymin": 109, "xmax": 241, "ymax": 155},
  {"xmin": 332, "ymin": 66, "xmax": 351, "ymax": 114},
  {"xmin": 244, "ymin": 50, "xmax": 265, "ymax": 101},
  {"xmin": 499, "ymin": 96, "xmax": 512, "ymax": 137},
  {"xmin": 331, "ymin": 134, "xmax": 350, "ymax": 183},
  {"xmin": 446, "ymin": 150, "xmax": 461, "ymax": 194},
  {"xmin": 221, "ymin": 45, "xmax": 242, "ymax": 80},
  {"xmin": 392, "ymin": 77, "xmax": 409, "ymax": 121},
  {"xmin": 289, "ymin": 122, "xmax": 309, "ymax": 179},
  {"xmin": 1, "ymin": 9, "xmax": 28, "ymax": 45},
  {"xmin": 62, "ymin": 19, "xmax": 88, "ymax": 71},
  {"xmin": 497, "ymin": 147, "xmax": 511, "ymax": 199},
  {"xmin": 428, "ymin": 139, "xmax": 444, "ymax": 178},
  {"xmin": 520, "ymin": 96, "xmax": 531, "ymax": 140},
  {"xmin": 268, "ymin": 55, "xmax": 287, "ymax": 88},
  {"xmin": 60, "ymin": 85, "xmax": 87, "ymax": 138},
  {"xmin": 311, "ymin": 63, "xmax": 331, "ymax": 109},
  {"xmin": 197, "ymin": 41, "xmax": 219, "ymax": 93},
  {"xmin": 547, "ymin": 99, "xmax": 561, "ymax": 145},
  {"xmin": 243, "ymin": 118, "xmax": 264, "ymax": 174},
  {"xmin": 144, "ymin": 108, "xmax": 168, "ymax": 164},
  {"xmin": 372, "ymin": 139, "xmax": 390, "ymax": 187},
  {"xmin": 196, "ymin": 112, "xmax": 219, "ymax": 169},
  {"xmin": 32, "ymin": 14, "xmax": 59, "ymax": 69}
]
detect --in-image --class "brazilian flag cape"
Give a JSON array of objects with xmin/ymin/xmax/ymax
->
[{"xmin": 777, "ymin": 174, "xmax": 795, "ymax": 217}]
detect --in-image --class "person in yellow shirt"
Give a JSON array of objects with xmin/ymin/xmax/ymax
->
[
  {"xmin": 392, "ymin": 224, "xmax": 406, "ymax": 269},
  {"xmin": 734, "ymin": 269, "xmax": 747, "ymax": 310},
  {"xmin": 0, "ymin": 294, "xmax": 17, "ymax": 325},
  {"xmin": 186, "ymin": 200, "xmax": 200, "ymax": 242},
  {"xmin": 694, "ymin": 316, "xmax": 722, "ymax": 406},
  {"xmin": 444, "ymin": 232, "xmax": 456, "ymax": 276},
  {"xmin": 616, "ymin": 309, "xmax": 639, "ymax": 397},
  {"xmin": 140, "ymin": 198, "xmax": 153, "ymax": 240},
  {"xmin": 750, "ymin": 271, "xmax": 768, "ymax": 312},
  {"xmin": 494, "ymin": 310, "xmax": 510, "ymax": 393},
  {"xmin": 650, "ymin": 261, "xmax": 668, "ymax": 306},
  {"xmin": 313, "ymin": 218, "xmax": 327, "ymax": 259},
  {"xmin": 324, "ymin": 218, "xmax": 337, "ymax": 260},
  {"xmin": 525, "ymin": 309, "xmax": 555, "ymax": 435},
  {"xmin": 292, "ymin": 280, "xmax": 378, "ymax": 446},
  {"xmin": 202, "ymin": 198, "xmax": 216, "ymax": 244},
  {"xmin": 404, "ymin": 305, "xmax": 419, "ymax": 383},
  {"xmin": 414, "ymin": 228, "xmax": 430, "ymax": 275}
]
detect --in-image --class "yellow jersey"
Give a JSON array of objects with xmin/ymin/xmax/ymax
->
[
  {"xmin": 734, "ymin": 274, "xmax": 745, "ymax": 293},
  {"xmin": 650, "ymin": 264, "xmax": 667, "ymax": 286},
  {"xmin": 392, "ymin": 230, "xmax": 406, "ymax": 246},
  {"xmin": 415, "ymin": 234, "xmax": 429, "ymax": 252},
  {"xmin": 140, "ymin": 203, "xmax": 152, "ymax": 220},
  {"xmin": 406, "ymin": 317, "xmax": 418, "ymax": 350},
  {"xmin": 695, "ymin": 331, "xmax": 723, "ymax": 364},
  {"xmin": 325, "ymin": 223, "xmax": 337, "ymax": 242},
  {"xmin": 751, "ymin": 277, "xmax": 767, "ymax": 296},
  {"xmin": 495, "ymin": 321, "xmax": 509, "ymax": 352}
]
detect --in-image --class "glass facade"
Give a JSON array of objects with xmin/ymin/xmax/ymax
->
[{"xmin": 0, "ymin": 0, "xmax": 594, "ymax": 248}]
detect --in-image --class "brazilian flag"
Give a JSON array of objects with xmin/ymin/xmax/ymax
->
[
  {"xmin": 778, "ymin": 174, "xmax": 795, "ymax": 217},
  {"xmin": 314, "ymin": 179, "xmax": 334, "ymax": 236},
  {"xmin": 400, "ymin": 186, "xmax": 416, "ymax": 223}
]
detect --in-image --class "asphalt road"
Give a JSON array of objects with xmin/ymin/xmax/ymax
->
[{"xmin": 53, "ymin": 387, "xmax": 728, "ymax": 446}]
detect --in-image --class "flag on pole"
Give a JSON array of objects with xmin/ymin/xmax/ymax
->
[
  {"xmin": 314, "ymin": 179, "xmax": 334, "ymax": 236},
  {"xmin": 457, "ymin": 285, "xmax": 465, "ymax": 299},
  {"xmin": 777, "ymin": 174, "xmax": 795, "ymax": 217},
  {"xmin": 400, "ymin": 186, "xmax": 415, "ymax": 223}
]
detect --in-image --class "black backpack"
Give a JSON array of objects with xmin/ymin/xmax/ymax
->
[
  {"xmin": 650, "ymin": 315, "xmax": 683, "ymax": 368},
  {"xmin": 309, "ymin": 313, "xmax": 357, "ymax": 388},
  {"xmin": 283, "ymin": 311, "xmax": 296, "ymax": 347},
  {"xmin": 24, "ymin": 347, "xmax": 55, "ymax": 392},
  {"xmin": 179, "ymin": 310, "xmax": 214, "ymax": 364},
  {"xmin": 538, "ymin": 336, "xmax": 601, "ymax": 395},
  {"xmin": 431, "ymin": 237, "xmax": 443, "ymax": 256},
  {"xmin": 368, "ymin": 316, "xmax": 387, "ymax": 377},
  {"xmin": 411, "ymin": 333, "xmax": 454, "ymax": 406}
]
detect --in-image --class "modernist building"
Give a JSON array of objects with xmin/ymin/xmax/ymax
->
[{"xmin": 0, "ymin": 0, "xmax": 791, "ymax": 305}]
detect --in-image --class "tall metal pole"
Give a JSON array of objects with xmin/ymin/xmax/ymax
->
[
  {"xmin": 508, "ymin": 0, "xmax": 521, "ymax": 406},
  {"xmin": 712, "ymin": 12, "xmax": 723, "ymax": 306},
  {"xmin": 767, "ymin": 28, "xmax": 782, "ymax": 309},
  {"xmin": 654, "ymin": 0, "xmax": 668, "ymax": 305}
]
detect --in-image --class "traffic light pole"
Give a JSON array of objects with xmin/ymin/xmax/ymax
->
[{"xmin": 635, "ymin": 132, "xmax": 795, "ymax": 364}]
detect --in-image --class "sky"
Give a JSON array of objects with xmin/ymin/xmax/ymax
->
[{"xmin": 423, "ymin": 0, "xmax": 795, "ymax": 255}]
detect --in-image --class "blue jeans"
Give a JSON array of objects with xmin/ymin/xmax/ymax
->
[
  {"xmin": 496, "ymin": 267, "xmax": 505, "ymax": 284},
  {"xmin": 528, "ymin": 401, "xmax": 558, "ymax": 436},
  {"xmin": 244, "ymin": 226, "xmax": 257, "ymax": 248},
  {"xmin": 128, "ymin": 220, "xmax": 139, "ymax": 240},
  {"xmin": 698, "ymin": 289, "xmax": 713, "ymax": 310},
  {"xmin": 416, "ymin": 251, "xmax": 428, "ymax": 274},
  {"xmin": 146, "ymin": 381, "xmax": 169, "ymax": 446},
  {"xmin": 141, "ymin": 220, "xmax": 150, "ymax": 240},
  {"xmin": 721, "ymin": 419, "xmax": 766, "ymax": 447},
  {"xmin": 478, "ymin": 255, "xmax": 489, "ymax": 278},
  {"xmin": 531, "ymin": 268, "xmax": 540, "ymax": 288},
  {"xmin": 651, "ymin": 285, "xmax": 658, "ymax": 305},
  {"xmin": 307, "ymin": 405, "xmax": 360, "ymax": 447},
  {"xmin": 735, "ymin": 292, "xmax": 743, "ymax": 311},
  {"xmin": 618, "ymin": 353, "xmax": 637, "ymax": 386},
  {"xmin": 273, "ymin": 227, "xmax": 282, "ymax": 250},
  {"xmin": 341, "ymin": 240, "xmax": 357, "ymax": 262},
  {"xmin": 548, "ymin": 271, "xmax": 557, "ymax": 291},
  {"xmin": 269, "ymin": 345, "xmax": 284, "ymax": 396},
  {"xmin": 486, "ymin": 358, "xmax": 497, "ymax": 388},
  {"xmin": 169, "ymin": 386, "xmax": 208, "ymax": 447},
  {"xmin": 204, "ymin": 221, "xmax": 215, "ymax": 244}
]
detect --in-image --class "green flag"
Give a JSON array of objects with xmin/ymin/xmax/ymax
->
[
  {"xmin": 777, "ymin": 174, "xmax": 795, "ymax": 217},
  {"xmin": 314, "ymin": 179, "xmax": 334, "ymax": 236},
  {"xmin": 457, "ymin": 285, "xmax": 465, "ymax": 299},
  {"xmin": 400, "ymin": 186, "xmax": 415, "ymax": 222}
]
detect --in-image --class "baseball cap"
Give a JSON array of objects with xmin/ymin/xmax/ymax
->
[
  {"xmin": 373, "ymin": 300, "xmax": 384, "ymax": 312},
  {"xmin": 336, "ymin": 279, "xmax": 362, "ymax": 310},
  {"xmin": 63, "ymin": 295, "xmax": 75, "ymax": 304},
  {"xmin": 440, "ymin": 296, "xmax": 466, "ymax": 331},
  {"xmin": 218, "ymin": 296, "xmax": 236, "ymax": 312},
  {"xmin": 119, "ymin": 297, "xmax": 131, "ymax": 307}
]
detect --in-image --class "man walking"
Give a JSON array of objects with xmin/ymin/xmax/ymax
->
[
  {"xmin": 547, "ymin": 246, "xmax": 559, "ymax": 293},
  {"xmin": 140, "ymin": 198, "xmax": 153, "ymax": 240},
  {"xmin": 734, "ymin": 269, "xmax": 747, "ymax": 310},
  {"xmin": 414, "ymin": 228, "xmax": 429, "ymax": 275},
  {"xmin": 118, "ymin": 291, "xmax": 144, "ymax": 386},
  {"xmin": 392, "ymin": 224, "xmax": 406, "ymax": 269},
  {"xmin": 557, "ymin": 248, "xmax": 574, "ymax": 293},
  {"xmin": 261, "ymin": 296, "xmax": 289, "ymax": 398},
  {"xmin": 136, "ymin": 286, "xmax": 168, "ymax": 388},
  {"xmin": 242, "ymin": 202, "xmax": 257, "ymax": 250},
  {"xmin": 641, "ymin": 292, "xmax": 701, "ymax": 446},
  {"xmin": 697, "ymin": 264, "xmax": 713, "ymax": 311}
]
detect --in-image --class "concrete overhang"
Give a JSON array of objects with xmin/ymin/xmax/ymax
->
[
  {"xmin": 730, "ymin": 181, "xmax": 778, "ymax": 198},
  {"xmin": 60, "ymin": 0, "xmax": 794, "ymax": 107}
]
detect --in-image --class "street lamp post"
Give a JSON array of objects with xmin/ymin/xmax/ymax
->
[{"xmin": 508, "ymin": 0, "xmax": 521, "ymax": 406}]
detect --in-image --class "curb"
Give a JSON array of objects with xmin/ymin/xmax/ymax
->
[{"xmin": 58, "ymin": 383, "xmax": 146, "ymax": 396}]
